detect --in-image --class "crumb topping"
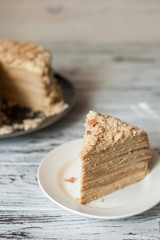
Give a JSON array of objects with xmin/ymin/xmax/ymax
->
[
  {"xmin": 0, "ymin": 40, "xmax": 51, "ymax": 75},
  {"xmin": 81, "ymin": 110, "xmax": 145, "ymax": 155}
]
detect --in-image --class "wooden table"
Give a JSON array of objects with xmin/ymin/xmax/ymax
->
[
  {"xmin": 0, "ymin": 43, "xmax": 160, "ymax": 239},
  {"xmin": 0, "ymin": 1, "xmax": 160, "ymax": 239}
]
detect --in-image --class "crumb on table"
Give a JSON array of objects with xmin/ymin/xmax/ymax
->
[
  {"xmin": 64, "ymin": 177, "xmax": 77, "ymax": 183},
  {"xmin": 100, "ymin": 198, "xmax": 104, "ymax": 203}
]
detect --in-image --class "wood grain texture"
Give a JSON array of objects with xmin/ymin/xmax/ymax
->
[
  {"xmin": 0, "ymin": 43, "xmax": 160, "ymax": 239},
  {"xmin": 1, "ymin": 0, "xmax": 160, "ymax": 43}
]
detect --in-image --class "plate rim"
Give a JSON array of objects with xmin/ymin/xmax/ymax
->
[{"xmin": 37, "ymin": 138, "xmax": 160, "ymax": 220}]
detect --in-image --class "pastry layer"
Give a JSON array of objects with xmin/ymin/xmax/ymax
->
[{"xmin": 81, "ymin": 163, "xmax": 148, "ymax": 204}]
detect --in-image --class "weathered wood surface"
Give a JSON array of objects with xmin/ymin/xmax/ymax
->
[
  {"xmin": 0, "ymin": 44, "xmax": 160, "ymax": 239},
  {"xmin": 1, "ymin": 0, "xmax": 160, "ymax": 43}
]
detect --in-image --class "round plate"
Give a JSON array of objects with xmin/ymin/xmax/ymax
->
[
  {"xmin": 0, "ymin": 73, "xmax": 76, "ymax": 138},
  {"xmin": 37, "ymin": 138, "xmax": 160, "ymax": 219}
]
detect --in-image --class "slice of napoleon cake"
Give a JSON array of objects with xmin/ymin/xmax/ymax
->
[{"xmin": 80, "ymin": 111, "xmax": 151, "ymax": 204}]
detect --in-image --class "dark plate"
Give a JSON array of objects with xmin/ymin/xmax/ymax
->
[{"xmin": 0, "ymin": 73, "xmax": 76, "ymax": 138}]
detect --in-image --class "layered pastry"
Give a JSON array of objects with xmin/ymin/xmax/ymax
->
[
  {"xmin": 0, "ymin": 40, "xmax": 67, "ymax": 116},
  {"xmin": 80, "ymin": 111, "xmax": 151, "ymax": 204},
  {"xmin": 0, "ymin": 40, "xmax": 68, "ymax": 134}
]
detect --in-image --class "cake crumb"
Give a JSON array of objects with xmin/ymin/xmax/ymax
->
[
  {"xmin": 87, "ymin": 130, "xmax": 91, "ymax": 135},
  {"xmin": 100, "ymin": 198, "xmax": 104, "ymax": 203},
  {"xmin": 88, "ymin": 119, "xmax": 97, "ymax": 126},
  {"xmin": 64, "ymin": 177, "xmax": 77, "ymax": 183}
]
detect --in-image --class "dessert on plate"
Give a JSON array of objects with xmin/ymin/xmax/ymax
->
[
  {"xmin": 0, "ymin": 40, "xmax": 68, "ymax": 134},
  {"xmin": 80, "ymin": 111, "xmax": 151, "ymax": 204}
]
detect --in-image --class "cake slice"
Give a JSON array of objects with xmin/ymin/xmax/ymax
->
[
  {"xmin": 80, "ymin": 111, "xmax": 151, "ymax": 204},
  {"xmin": 0, "ymin": 40, "xmax": 67, "ymax": 116}
]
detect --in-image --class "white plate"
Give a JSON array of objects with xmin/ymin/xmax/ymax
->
[{"xmin": 37, "ymin": 138, "xmax": 160, "ymax": 219}]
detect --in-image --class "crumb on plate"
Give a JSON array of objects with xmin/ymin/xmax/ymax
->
[
  {"xmin": 64, "ymin": 177, "xmax": 77, "ymax": 183},
  {"xmin": 100, "ymin": 198, "xmax": 104, "ymax": 203}
]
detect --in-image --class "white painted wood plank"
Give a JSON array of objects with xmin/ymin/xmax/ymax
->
[{"xmin": 0, "ymin": 210, "xmax": 160, "ymax": 239}]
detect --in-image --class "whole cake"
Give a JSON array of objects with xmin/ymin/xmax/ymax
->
[
  {"xmin": 0, "ymin": 40, "xmax": 67, "ymax": 116},
  {"xmin": 80, "ymin": 111, "xmax": 151, "ymax": 204},
  {"xmin": 0, "ymin": 40, "xmax": 68, "ymax": 134}
]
